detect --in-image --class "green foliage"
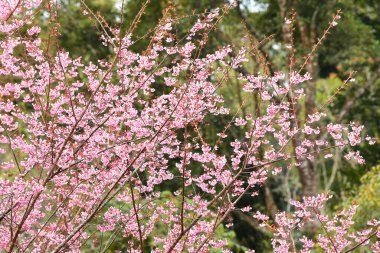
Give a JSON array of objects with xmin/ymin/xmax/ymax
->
[
  {"xmin": 344, "ymin": 165, "xmax": 380, "ymax": 228},
  {"xmin": 57, "ymin": 0, "xmax": 118, "ymax": 61}
]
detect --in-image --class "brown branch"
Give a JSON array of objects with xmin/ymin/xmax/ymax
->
[
  {"xmin": 5, "ymin": 0, "xmax": 21, "ymax": 21},
  {"xmin": 180, "ymin": 126, "xmax": 188, "ymax": 234},
  {"xmin": 312, "ymin": 207, "xmax": 339, "ymax": 253},
  {"xmin": 344, "ymin": 230, "xmax": 378, "ymax": 253},
  {"xmin": 129, "ymin": 182, "xmax": 144, "ymax": 253},
  {"xmin": 337, "ymin": 72, "xmax": 376, "ymax": 122},
  {"xmin": 235, "ymin": 0, "xmax": 275, "ymax": 76}
]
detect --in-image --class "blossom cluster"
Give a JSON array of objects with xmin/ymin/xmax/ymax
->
[
  {"xmin": 254, "ymin": 194, "xmax": 380, "ymax": 253},
  {"xmin": 0, "ymin": 1, "xmax": 377, "ymax": 252}
]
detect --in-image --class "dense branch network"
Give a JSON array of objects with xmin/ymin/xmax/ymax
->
[{"xmin": 0, "ymin": 1, "xmax": 378, "ymax": 252}]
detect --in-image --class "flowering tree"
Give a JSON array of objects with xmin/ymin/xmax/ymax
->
[{"xmin": 0, "ymin": 1, "xmax": 378, "ymax": 252}]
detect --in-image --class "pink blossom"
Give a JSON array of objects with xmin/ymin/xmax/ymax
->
[{"xmin": 0, "ymin": 3, "xmax": 374, "ymax": 252}]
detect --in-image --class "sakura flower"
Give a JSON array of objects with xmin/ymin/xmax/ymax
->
[{"xmin": 235, "ymin": 117, "xmax": 247, "ymax": 126}]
